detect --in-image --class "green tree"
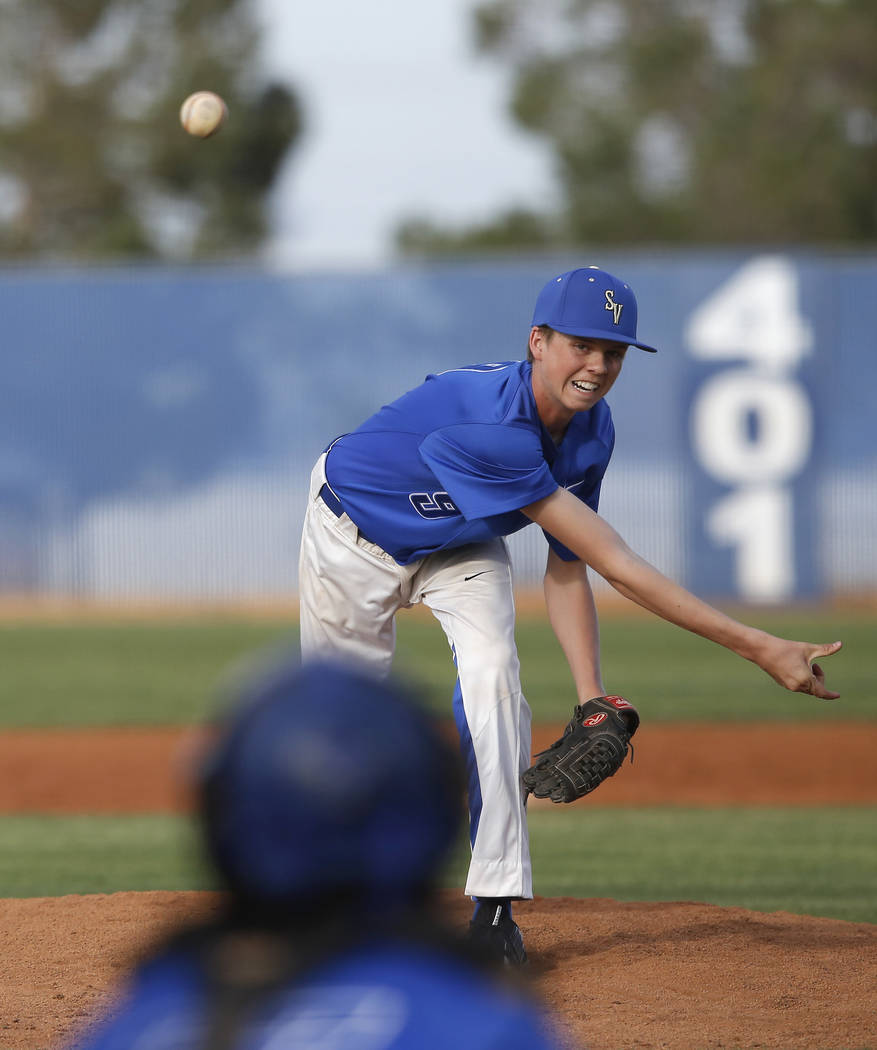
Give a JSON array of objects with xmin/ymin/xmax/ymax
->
[
  {"xmin": 0, "ymin": 0, "xmax": 301, "ymax": 260},
  {"xmin": 397, "ymin": 0, "xmax": 877, "ymax": 254}
]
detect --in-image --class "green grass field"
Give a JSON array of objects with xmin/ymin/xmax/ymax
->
[
  {"xmin": 0, "ymin": 807, "xmax": 874, "ymax": 922},
  {"xmin": 0, "ymin": 605, "xmax": 871, "ymax": 726},
  {"xmin": 1, "ymin": 605, "xmax": 873, "ymax": 922}
]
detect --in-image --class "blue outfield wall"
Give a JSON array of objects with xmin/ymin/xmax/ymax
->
[{"xmin": 0, "ymin": 251, "xmax": 874, "ymax": 603}]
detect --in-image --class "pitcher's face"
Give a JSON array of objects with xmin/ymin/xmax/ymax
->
[{"xmin": 529, "ymin": 327, "xmax": 627, "ymax": 435}]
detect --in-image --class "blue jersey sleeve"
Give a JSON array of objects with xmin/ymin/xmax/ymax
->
[{"xmin": 419, "ymin": 423, "xmax": 558, "ymax": 521}]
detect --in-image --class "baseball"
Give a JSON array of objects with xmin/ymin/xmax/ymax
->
[{"xmin": 179, "ymin": 91, "xmax": 228, "ymax": 138}]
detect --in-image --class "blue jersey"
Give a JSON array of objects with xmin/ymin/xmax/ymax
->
[
  {"xmin": 325, "ymin": 361, "xmax": 614, "ymax": 564},
  {"xmin": 69, "ymin": 941, "xmax": 566, "ymax": 1050}
]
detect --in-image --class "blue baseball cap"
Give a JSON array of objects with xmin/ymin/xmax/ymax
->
[{"xmin": 531, "ymin": 266, "xmax": 658, "ymax": 353}]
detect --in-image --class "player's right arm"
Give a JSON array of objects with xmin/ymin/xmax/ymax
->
[
  {"xmin": 543, "ymin": 548, "xmax": 605, "ymax": 702},
  {"xmin": 522, "ymin": 488, "xmax": 842, "ymax": 699}
]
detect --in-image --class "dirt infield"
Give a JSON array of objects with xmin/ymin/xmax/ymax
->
[
  {"xmin": 1, "ymin": 724, "xmax": 876, "ymax": 1050},
  {"xmin": 1, "ymin": 722, "xmax": 875, "ymax": 812},
  {"xmin": 1, "ymin": 892, "xmax": 875, "ymax": 1050}
]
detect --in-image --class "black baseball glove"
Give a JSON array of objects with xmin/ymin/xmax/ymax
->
[{"xmin": 522, "ymin": 695, "xmax": 640, "ymax": 803}]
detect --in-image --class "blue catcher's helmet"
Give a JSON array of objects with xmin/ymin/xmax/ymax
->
[{"xmin": 199, "ymin": 657, "xmax": 462, "ymax": 909}]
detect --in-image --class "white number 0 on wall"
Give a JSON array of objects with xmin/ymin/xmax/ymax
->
[{"xmin": 685, "ymin": 257, "xmax": 814, "ymax": 602}]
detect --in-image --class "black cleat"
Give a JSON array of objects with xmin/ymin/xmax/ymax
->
[{"xmin": 468, "ymin": 905, "xmax": 528, "ymax": 968}]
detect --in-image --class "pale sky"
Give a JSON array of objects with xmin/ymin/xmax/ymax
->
[{"xmin": 255, "ymin": 0, "xmax": 555, "ymax": 268}]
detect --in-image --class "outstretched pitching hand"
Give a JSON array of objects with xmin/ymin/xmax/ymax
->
[{"xmin": 753, "ymin": 637, "xmax": 843, "ymax": 699}]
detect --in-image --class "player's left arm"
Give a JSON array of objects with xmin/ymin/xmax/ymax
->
[
  {"xmin": 524, "ymin": 487, "xmax": 842, "ymax": 699},
  {"xmin": 543, "ymin": 548, "xmax": 605, "ymax": 702}
]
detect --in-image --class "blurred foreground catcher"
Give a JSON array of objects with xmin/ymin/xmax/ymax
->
[{"xmin": 65, "ymin": 658, "xmax": 567, "ymax": 1050}]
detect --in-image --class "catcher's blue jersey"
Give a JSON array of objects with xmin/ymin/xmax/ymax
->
[
  {"xmin": 325, "ymin": 360, "xmax": 614, "ymax": 564},
  {"xmin": 69, "ymin": 941, "xmax": 564, "ymax": 1050}
]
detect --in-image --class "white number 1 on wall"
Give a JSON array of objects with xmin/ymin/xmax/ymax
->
[{"xmin": 685, "ymin": 257, "xmax": 813, "ymax": 602}]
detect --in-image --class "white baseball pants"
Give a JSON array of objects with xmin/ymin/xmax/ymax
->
[{"xmin": 299, "ymin": 454, "xmax": 533, "ymax": 900}]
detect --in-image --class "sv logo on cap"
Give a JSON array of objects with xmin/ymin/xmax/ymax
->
[{"xmin": 604, "ymin": 290, "xmax": 623, "ymax": 325}]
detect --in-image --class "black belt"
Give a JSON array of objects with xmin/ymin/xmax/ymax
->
[
  {"xmin": 319, "ymin": 483, "xmax": 381, "ymax": 548},
  {"xmin": 319, "ymin": 483, "xmax": 345, "ymax": 517}
]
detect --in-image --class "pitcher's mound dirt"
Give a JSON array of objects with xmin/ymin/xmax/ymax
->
[{"xmin": 0, "ymin": 891, "xmax": 874, "ymax": 1050}]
